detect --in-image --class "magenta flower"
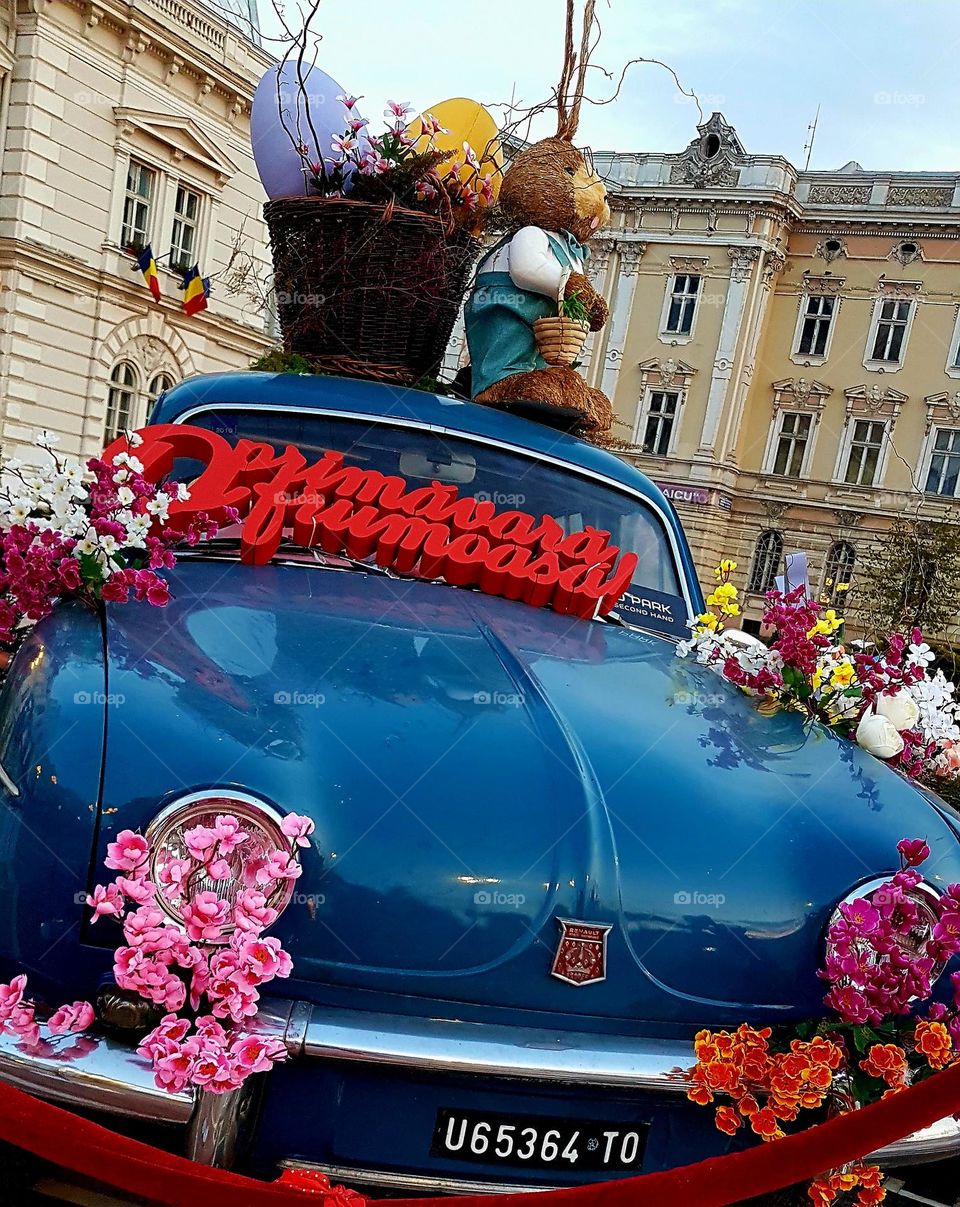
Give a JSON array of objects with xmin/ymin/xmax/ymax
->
[
  {"xmin": 897, "ymin": 837, "xmax": 930, "ymax": 867},
  {"xmin": 838, "ymin": 898, "xmax": 880, "ymax": 933}
]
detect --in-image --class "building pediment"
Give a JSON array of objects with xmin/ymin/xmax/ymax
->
[
  {"xmin": 844, "ymin": 383, "xmax": 907, "ymax": 422},
  {"xmin": 114, "ymin": 108, "xmax": 237, "ymax": 183}
]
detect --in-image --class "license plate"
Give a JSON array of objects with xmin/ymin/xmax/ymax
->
[{"xmin": 431, "ymin": 1108, "xmax": 649, "ymax": 1172}]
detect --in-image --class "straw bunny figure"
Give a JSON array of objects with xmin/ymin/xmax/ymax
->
[{"xmin": 464, "ymin": 1, "xmax": 614, "ymax": 439}]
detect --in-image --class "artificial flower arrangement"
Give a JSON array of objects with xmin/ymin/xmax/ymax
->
[
  {"xmin": 677, "ymin": 562, "xmax": 960, "ymax": 788},
  {"xmin": 298, "ymin": 95, "xmax": 496, "ymax": 231},
  {"xmin": 0, "ymin": 811, "xmax": 313, "ymax": 1095},
  {"xmin": 0, "ymin": 431, "xmax": 319, "ymax": 1095},
  {"xmin": 685, "ymin": 838, "xmax": 960, "ymax": 1206},
  {"xmin": 0, "ymin": 429, "xmax": 231, "ymax": 661}
]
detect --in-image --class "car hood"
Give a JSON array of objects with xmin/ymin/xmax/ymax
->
[{"xmin": 96, "ymin": 560, "xmax": 960, "ymax": 1029}]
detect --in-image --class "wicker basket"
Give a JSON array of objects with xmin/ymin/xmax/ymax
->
[
  {"xmin": 264, "ymin": 196, "xmax": 480, "ymax": 385},
  {"xmin": 533, "ymin": 315, "xmax": 589, "ymax": 367}
]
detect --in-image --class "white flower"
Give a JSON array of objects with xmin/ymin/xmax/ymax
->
[
  {"xmin": 112, "ymin": 469, "xmax": 129, "ymax": 484},
  {"xmin": 906, "ymin": 641, "xmax": 936, "ymax": 670},
  {"xmin": 175, "ymin": 483, "xmax": 190, "ymax": 502},
  {"xmin": 36, "ymin": 430, "xmax": 59, "ymax": 447},
  {"xmin": 856, "ymin": 711, "xmax": 905, "ymax": 760},
  {"xmin": 100, "ymin": 534, "xmax": 118, "ymax": 556},
  {"xmin": 128, "ymin": 432, "xmax": 144, "ymax": 447},
  {"xmin": 126, "ymin": 456, "xmax": 144, "ymax": 474},
  {"xmin": 116, "ymin": 486, "xmax": 135, "ymax": 507},
  {"xmin": 874, "ymin": 689, "xmax": 921, "ymax": 732},
  {"xmin": 10, "ymin": 499, "xmax": 31, "ymax": 523},
  {"xmin": 75, "ymin": 536, "xmax": 97, "ymax": 557}
]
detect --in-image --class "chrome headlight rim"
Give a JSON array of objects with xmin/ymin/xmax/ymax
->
[{"xmin": 145, "ymin": 788, "xmax": 296, "ymax": 939}]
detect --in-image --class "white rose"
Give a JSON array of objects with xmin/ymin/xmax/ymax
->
[
  {"xmin": 874, "ymin": 689, "xmax": 920, "ymax": 732},
  {"xmin": 856, "ymin": 711, "xmax": 905, "ymax": 760}
]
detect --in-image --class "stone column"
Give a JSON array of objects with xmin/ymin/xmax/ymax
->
[{"xmin": 599, "ymin": 239, "xmax": 646, "ymax": 401}]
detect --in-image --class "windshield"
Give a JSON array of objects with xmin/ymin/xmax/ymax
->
[{"xmin": 170, "ymin": 407, "xmax": 688, "ymax": 632}]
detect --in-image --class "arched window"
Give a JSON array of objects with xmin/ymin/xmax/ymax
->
[
  {"xmin": 822, "ymin": 540, "xmax": 856, "ymax": 606},
  {"xmin": 146, "ymin": 372, "xmax": 174, "ymax": 421},
  {"xmin": 748, "ymin": 529, "xmax": 784, "ymax": 594},
  {"xmin": 104, "ymin": 362, "xmax": 138, "ymax": 444}
]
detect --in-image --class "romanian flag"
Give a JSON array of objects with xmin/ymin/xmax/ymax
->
[
  {"xmin": 181, "ymin": 265, "xmax": 209, "ymax": 316},
  {"xmin": 136, "ymin": 246, "xmax": 161, "ymax": 301}
]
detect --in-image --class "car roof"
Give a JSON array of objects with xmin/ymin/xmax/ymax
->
[{"xmin": 151, "ymin": 371, "xmax": 668, "ymax": 507}]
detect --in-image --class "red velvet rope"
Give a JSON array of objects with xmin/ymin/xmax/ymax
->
[{"xmin": 0, "ymin": 1065, "xmax": 959, "ymax": 1206}]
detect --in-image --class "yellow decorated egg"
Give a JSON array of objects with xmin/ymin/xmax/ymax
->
[{"xmin": 406, "ymin": 98, "xmax": 503, "ymax": 196}]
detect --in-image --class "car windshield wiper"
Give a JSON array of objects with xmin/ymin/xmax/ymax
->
[{"xmin": 179, "ymin": 535, "xmax": 399, "ymax": 577}]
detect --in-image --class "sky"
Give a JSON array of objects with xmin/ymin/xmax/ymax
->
[{"xmin": 247, "ymin": 0, "xmax": 960, "ymax": 174}]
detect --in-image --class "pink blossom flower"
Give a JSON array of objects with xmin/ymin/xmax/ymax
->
[
  {"xmin": 233, "ymin": 890, "xmax": 279, "ymax": 934},
  {"xmin": 181, "ymin": 891, "xmax": 230, "ymax": 942},
  {"xmin": 104, "ymin": 830, "xmax": 149, "ymax": 873},
  {"xmin": 206, "ymin": 858, "xmax": 233, "ymax": 880},
  {"xmin": 281, "ymin": 813, "xmax": 315, "ymax": 848},
  {"xmin": 0, "ymin": 974, "xmax": 28, "ymax": 1018},
  {"xmin": 184, "ymin": 825, "xmax": 217, "ymax": 862},
  {"xmin": 231, "ymin": 1033, "xmax": 286, "ymax": 1074},
  {"xmin": 157, "ymin": 855, "xmax": 193, "ymax": 897},
  {"xmin": 211, "ymin": 815, "xmax": 248, "ymax": 857},
  {"xmin": 257, "ymin": 850, "xmax": 302, "ymax": 885},
  {"xmin": 5, "ymin": 1004, "xmax": 40, "ymax": 1048},
  {"xmin": 235, "ymin": 935, "xmax": 293, "ymax": 983},
  {"xmin": 47, "ymin": 1001, "xmax": 94, "ymax": 1036},
  {"xmin": 86, "ymin": 882, "xmax": 125, "ymax": 922},
  {"xmin": 337, "ymin": 94, "xmax": 359, "ymax": 110},
  {"xmin": 116, "ymin": 874, "xmax": 156, "ymax": 904}
]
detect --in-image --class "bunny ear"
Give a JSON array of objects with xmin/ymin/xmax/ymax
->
[{"xmin": 555, "ymin": 0, "xmax": 597, "ymax": 142}]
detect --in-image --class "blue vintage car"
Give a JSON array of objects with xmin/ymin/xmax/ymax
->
[{"xmin": 1, "ymin": 372, "xmax": 959, "ymax": 1194}]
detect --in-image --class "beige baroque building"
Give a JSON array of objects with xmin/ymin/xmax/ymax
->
[
  {"xmin": 570, "ymin": 114, "xmax": 960, "ymax": 631},
  {"xmin": 0, "ymin": 0, "xmax": 273, "ymax": 462}
]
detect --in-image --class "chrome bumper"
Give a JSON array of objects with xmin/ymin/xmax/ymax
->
[{"xmin": 1, "ymin": 998, "xmax": 957, "ymax": 1172}]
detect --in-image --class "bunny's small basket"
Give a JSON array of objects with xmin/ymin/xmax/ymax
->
[
  {"xmin": 533, "ymin": 315, "xmax": 590, "ymax": 367},
  {"xmin": 265, "ymin": 196, "xmax": 481, "ymax": 384}
]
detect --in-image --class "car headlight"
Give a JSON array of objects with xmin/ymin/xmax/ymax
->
[
  {"xmin": 145, "ymin": 790, "xmax": 294, "ymax": 941},
  {"xmin": 826, "ymin": 876, "xmax": 946, "ymax": 983}
]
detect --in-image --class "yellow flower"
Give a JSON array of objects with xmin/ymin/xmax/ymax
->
[
  {"xmin": 830, "ymin": 662, "xmax": 855, "ymax": 689},
  {"xmin": 835, "ymin": 582, "xmax": 850, "ymax": 593},
  {"xmin": 724, "ymin": 602, "xmax": 741, "ymax": 616},
  {"xmin": 812, "ymin": 667, "xmax": 824, "ymax": 691},
  {"xmin": 807, "ymin": 609, "xmax": 843, "ymax": 638},
  {"xmin": 696, "ymin": 612, "xmax": 719, "ymax": 632},
  {"xmin": 714, "ymin": 559, "xmax": 738, "ymax": 581}
]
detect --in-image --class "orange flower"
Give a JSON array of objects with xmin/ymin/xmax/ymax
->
[
  {"xmin": 715, "ymin": 1105, "xmax": 741, "ymax": 1135},
  {"xmin": 914, "ymin": 1020, "xmax": 953, "ymax": 1071},
  {"xmin": 860, "ymin": 1043, "xmax": 908, "ymax": 1087},
  {"xmin": 750, "ymin": 1107, "xmax": 783, "ymax": 1140}
]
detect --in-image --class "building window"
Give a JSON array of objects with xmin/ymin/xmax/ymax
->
[
  {"xmin": 170, "ymin": 185, "xmax": 200, "ymax": 270},
  {"xmin": 639, "ymin": 390, "xmax": 679, "ymax": 455},
  {"xmin": 925, "ymin": 427, "xmax": 960, "ymax": 498},
  {"xmin": 104, "ymin": 362, "xmax": 139, "ymax": 444},
  {"xmin": 121, "ymin": 161, "xmax": 155, "ymax": 251},
  {"xmin": 795, "ymin": 294, "xmax": 835, "ymax": 358},
  {"xmin": 868, "ymin": 298, "xmax": 913, "ymax": 365},
  {"xmin": 843, "ymin": 419, "xmax": 886, "ymax": 486},
  {"xmin": 147, "ymin": 372, "xmax": 174, "ymax": 421},
  {"xmin": 748, "ymin": 530, "xmax": 784, "ymax": 594},
  {"xmin": 771, "ymin": 412, "xmax": 812, "ymax": 477},
  {"xmin": 662, "ymin": 274, "xmax": 700, "ymax": 336},
  {"xmin": 822, "ymin": 540, "xmax": 855, "ymax": 605}
]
